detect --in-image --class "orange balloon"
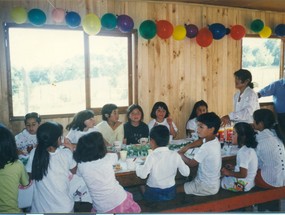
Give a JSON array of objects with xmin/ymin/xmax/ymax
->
[
  {"xmin": 230, "ymin": 25, "xmax": 246, "ymax": 40},
  {"xmin": 196, "ymin": 28, "xmax": 213, "ymax": 47},
  {"xmin": 156, "ymin": 20, "xmax": 173, "ymax": 39}
]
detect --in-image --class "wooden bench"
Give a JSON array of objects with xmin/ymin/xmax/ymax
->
[{"xmin": 138, "ymin": 186, "xmax": 285, "ymax": 212}]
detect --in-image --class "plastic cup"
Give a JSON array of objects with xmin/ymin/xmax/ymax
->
[
  {"xmin": 114, "ymin": 140, "xmax": 122, "ymax": 151},
  {"xmin": 120, "ymin": 150, "xmax": 127, "ymax": 161},
  {"xmin": 126, "ymin": 158, "xmax": 136, "ymax": 170}
]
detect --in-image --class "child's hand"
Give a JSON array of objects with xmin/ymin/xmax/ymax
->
[
  {"xmin": 221, "ymin": 167, "xmax": 231, "ymax": 176},
  {"xmin": 166, "ymin": 116, "xmax": 173, "ymax": 125}
]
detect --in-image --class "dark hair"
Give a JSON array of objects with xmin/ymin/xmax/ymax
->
[
  {"xmin": 149, "ymin": 125, "xmax": 170, "ymax": 147},
  {"xmin": 188, "ymin": 100, "xmax": 208, "ymax": 120},
  {"xmin": 253, "ymin": 109, "xmax": 285, "ymax": 143},
  {"xmin": 0, "ymin": 127, "xmax": 18, "ymax": 169},
  {"xmin": 234, "ymin": 69, "xmax": 254, "ymax": 89},
  {"xmin": 24, "ymin": 112, "xmax": 41, "ymax": 124},
  {"xmin": 74, "ymin": 132, "xmax": 107, "ymax": 162},
  {"xmin": 150, "ymin": 101, "xmax": 170, "ymax": 119},
  {"xmin": 66, "ymin": 109, "xmax": 95, "ymax": 131},
  {"xmin": 127, "ymin": 104, "xmax": 144, "ymax": 122},
  {"xmin": 234, "ymin": 122, "xmax": 257, "ymax": 148},
  {"xmin": 196, "ymin": 112, "xmax": 221, "ymax": 134},
  {"xmin": 32, "ymin": 122, "xmax": 63, "ymax": 181},
  {"xmin": 101, "ymin": 104, "xmax": 118, "ymax": 121}
]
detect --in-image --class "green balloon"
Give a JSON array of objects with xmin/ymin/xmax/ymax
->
[
  {"xmin": 101, "ymin": 13, "xmax": 117, "ymax": 30},
  {"xmin": 139, "ymin": 20, "xmax": 157, "ymax": 40},
  {"xmin": 250, "ymin": 19, "xmax": 264, "ymax": 33}
]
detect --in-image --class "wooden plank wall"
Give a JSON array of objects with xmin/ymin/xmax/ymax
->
[{"xmin": 0, "ymin": 0, "xmax": 282, "ymax": 137}]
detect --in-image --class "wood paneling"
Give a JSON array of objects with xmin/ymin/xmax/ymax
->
[{"xmin": 0, "ymin": 0, "xmax": 284, "ymax": 138}]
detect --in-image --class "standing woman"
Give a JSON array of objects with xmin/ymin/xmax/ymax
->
[
  {"xmin": 29, "ymin": 122, "xmax": 77, "ymax": 213},
  {"xmin": 253, "ymin": 109, "xmax": 285, "ymax": 188},
  {"xmin": 221, "ymin": 69, "xmax": 260, "ymax": 125}
]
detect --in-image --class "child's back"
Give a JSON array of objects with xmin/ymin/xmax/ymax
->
[{"xmin": 136, "ymin": 147, "xmax": 190, "ymax": 188}]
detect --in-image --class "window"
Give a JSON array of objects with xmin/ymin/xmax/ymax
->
[
  {"xmin": 242, "ymin": 37, "xmax": 283, "ymax": 103},
  {"xmin": 4, "ymin": 23, "xmax": 137, "ymax": 118}
]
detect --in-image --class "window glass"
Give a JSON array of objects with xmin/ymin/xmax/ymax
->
[
  {"xmin": 242, "ymin": 37, "xmax": 281, "ymax": 103},
  {"xmin": 5, "ymin": 24, "xmax": 135, "ymax": 118}
]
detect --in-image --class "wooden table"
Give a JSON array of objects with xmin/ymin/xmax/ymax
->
[{"xmin": 116, "ymin": 154, "xmax": 236, "ymax": 188}]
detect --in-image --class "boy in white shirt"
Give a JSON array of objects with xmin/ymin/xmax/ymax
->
[
  {"xmin": 136, "ymin": 125, "xmax": 190, "ymax": 201},
  {"xmin": 179, "ymin": 112, "xmax": 222, "ymax": 196}
]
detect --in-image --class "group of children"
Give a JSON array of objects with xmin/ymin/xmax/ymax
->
[{"xmin": 1, "ymin": 99, "xmax": 285, "ymax": 213}]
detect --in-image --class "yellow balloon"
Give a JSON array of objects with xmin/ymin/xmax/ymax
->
[
  {"xmin": 173, "ymin": 25, "xmax": 186, "ymax": 40},
  {"xmin": 259, "ymin": 26, "xmax": 272, "ymax": 38},
  {"xmin": 82, "ymin": 13, "xmax": 101, "ymax": 35},
  {"xmin": 11, "ymin": 7, "xmax": 27, "ymax": 24}
]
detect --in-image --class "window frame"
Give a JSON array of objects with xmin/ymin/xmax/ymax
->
[
  {"xmin": 241, "ymin": 34, "xmax": 285, "ymax": 105},
  {"xmin": 4, "ymin": 22, "xmax": 138, "ymax": 120}
]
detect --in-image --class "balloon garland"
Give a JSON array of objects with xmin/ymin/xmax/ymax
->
[{"xmin": 9, "ymin": 6, "xmax": 285, "ymax": 47}]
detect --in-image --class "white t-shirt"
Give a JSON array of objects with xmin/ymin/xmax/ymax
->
[
  {"xmin": 229, "ymin": 86, "xmax": 260, "ymax": 123},
  {"xmin": 96, "ymin": 121, "xmax": 124, "ymax": 145},
  {"xmin": 194, "ymin": 138, "xmax": 221, "ymax": 187},
  {"xmin": 186, "ymin": 118, "xmax": 198, "ymax": 140},
  {"xmin": 27, "ymin": 148, "xmax": 77, "ymax": 213},
  {"xmin": 234, "ymin": 145, "xmax": 258, "ymax": 191},
  {"xmin": 148, "ymin": 119, "xmax": 178, "ymax": 141},
  {"xmin": 255, "ymin": 129, "xmax": 285, "ymax": 187},
  {"xmin": 136, "ymin": 147, "xmax": 190, "ymax": 189},
  {"xmin": 15, "ymin": 129, "xmax": 37, "ymax": 154},
  {"xmin": 66, "ymin": 126, "xmax": 98, "ymax": 144},
  {"xmin": 76, "ymin": 153, "xmax": 127, "ymax": 213}
]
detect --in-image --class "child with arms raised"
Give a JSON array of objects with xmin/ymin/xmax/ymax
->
[
  {"xmin": 148, "ymin": 101, "xmax": 178, "ymax": 141},
  {"xmin": 186, "ymin": 100, "xmax": 208, "ymax": 139},
  {"xmin": 124, "ymin": 104, "xmax": 149, "ymax": 145},
  {"xmin": 136, "ymin": 125, "xmax": 190, "ymax": 201},
  {"xmin": 178, "ymin": 112, "xmax": 221, "ymax": 196},
  {"xmin": 27, "ymin": 122, "xmax": 77, "ymax": 213},
  {"xmin": 73, "ymin": 132, "xmax": 141, "ymax": 213},
  {"xmin": 0, "ymin": 126, "xmax": 29, "ymax": 213},
  {"xmin": 221, "ymin": 122, "xmax": 258, "ymax": 192}
]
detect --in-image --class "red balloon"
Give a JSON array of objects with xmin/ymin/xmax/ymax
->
[
  {"xmin": 230, "ymin": 25, "xmax": 246, "ymax": 40},
  {"xmin": 196, "ymin": 28, "xmax": 213, "ymax": 47},
  {"xmin": 156, "ymin": 20, "xmax": 173, "ymax": 39}
]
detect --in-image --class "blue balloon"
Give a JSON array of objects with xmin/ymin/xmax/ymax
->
[
  {"xmin": 65, "ymin": 11, "xmax": 81, "ymax": 28},
  {"xmin": 209, "ymin": 23, "xmax": 226, "ymax": 40},
  {"xmin": 275, "ymin": 24, "xmax": 285, "ymax": 37},
  {"xmin": 28, "ymin": 8, "xmax": 46, "ymax": 26}
]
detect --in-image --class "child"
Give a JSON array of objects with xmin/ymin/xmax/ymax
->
[
  {"xmin": 0, "ymin": 126, "xmax": 29, "ymax": 213},
  {"xmin": 186, "ymin": 100, "xmax": 208, "ymax": 139},
  {"xmin": 178, "ymin": 112, "xmax": 221, "ymax": 196},
  {"xmin": 124, "ymin": 104, "xmax": 149, "ymax": 145},
  {"xmin": 66, "ymin": 109, "xmax": 97, "ymax": 144},
  {"xmin": 73, "ymin": 131, "xmax": 141, "ymax": 213},
  {"xmin": 27, "ymin": 122, "xmax": 77, "ymax": 213},
  {"xmin": 96, "ymin": 103, "xmax": 124, "ymax": 146},
  {"xmin": 148, "ymin": 101, "xmax": 178, "ymax": 141},
  {"xmin": 221, "ymin": 122, "xmax": 258, "ymax": 192},
  {"xmin": 253, "ymin": 109, "xmax": 285, "ymax": 188},
  {"xmin": 136, "ymin": 125, "xmax": 190, "ymax": 201},
  {"xmin": 15, "ymin": 112, "xmax": 41, "ymax": 156}
]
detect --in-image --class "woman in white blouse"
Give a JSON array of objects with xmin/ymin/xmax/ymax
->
[
  {"xmin": 253, "ymin": 109, "xmax": 285, "ymax": 188},
  {"xmin": 221, "ymin": 69, "xmax": 260, "ymax": 126}
]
